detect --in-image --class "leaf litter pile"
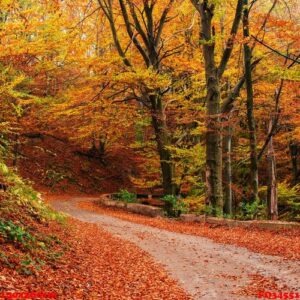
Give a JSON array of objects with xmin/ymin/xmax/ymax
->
[
  {"xmin": 79, "ymin": 201, "xmax": 300, "ymax": 260},
  {"xmin": 0, "ymin": 218, "xmax": 190, "ymax": 299}
]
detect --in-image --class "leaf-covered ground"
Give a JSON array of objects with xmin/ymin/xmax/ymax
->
[
  {"xmin": 233, "ymin": 273, "xmax": 289, "ymax": 298},
  {"xmin": 0, "ymin": 218, "xmax": 190, "ymax": 299},
  {"xmin": 79, "ymin": 200, "xmax": 300, "ymax": 260},
  {"xmin": 51, "ymin": 197, "xmax": 300, "ymax": 299}
]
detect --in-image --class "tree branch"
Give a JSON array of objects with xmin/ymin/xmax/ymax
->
[
  {"xmin": 98, "ymin": 0, "xmax": 132, "ymax": 67},
  {"xmin": 257, "ymin": 82, "xmax": 283, "ymax": 161},
  {"xmin": 155, "ymin": 0, "xmax": 175, "ymax": 47},
  {"xmin": 119, "ymin": 0, "xmax": 150, "ymax": 66},
  {"xmin": 251, "ymin": 35, "xmax": 300, "ymax": 64},
  {"xmin": 221, "ymin": 58, "xmax": 261, "ymax": 113},
  {"xmin": 127, "ymin": 1, "xmax": 150, "ymax": 50},
  {"xmin": 218, "ymin": 0, "xmax": 243, "ymax": 79}
]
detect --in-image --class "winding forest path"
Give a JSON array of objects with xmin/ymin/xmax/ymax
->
[{"xmin": 51, "ymin": 197, "xmax": 300, "ymax": 300}]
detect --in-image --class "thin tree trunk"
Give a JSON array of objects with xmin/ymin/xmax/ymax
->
[
  {"xmin": 243, "ymin": 0, "xmax": 259, "ymax": 202},
  {"xmin": 224, "ymin": 117, "xmax": 233, "ymax": 215},
  {"xmin": 267, "ymin": 118, "xmax": 278, "ymax": 220},
  {"xmin": 289, "ymin": 142, "xmax": 298, "ymax": 186}
]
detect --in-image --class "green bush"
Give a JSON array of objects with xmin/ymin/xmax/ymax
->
[
  {"xmin": 161, "ymin": 195, "xmax": 187, "ymax": 218},
  {"xmin": 238, "ymin": 200, "xmax": 266, "ymax": 220},
  {"xmin": 116, "ymin": 189, "xmax": 137, "ymax": 203},
  {"xmin": 187, "ymin": 184, "xmax": 206, "ymax": 197},
  {"xmin": 204, "ymin": 205, "xmax": 222, "ymax": 217}
]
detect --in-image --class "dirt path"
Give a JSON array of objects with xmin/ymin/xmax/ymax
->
[{"xmin": 51, "ymin": 197, "xmax": 300, "ymax": 300}]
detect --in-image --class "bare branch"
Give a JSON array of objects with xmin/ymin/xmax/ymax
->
[
  {"xmin": 251, "ymin": 35, "xmax": 300, "ymax": 64},
  {"xmin": 257, "ymin": 82, "xmax": 283, "ymax": 161},
  {"xmin": 155, "ymin": 0, "xmax": 175, "ymax": 47},
  {"xmin": 127, "ymin": 1, "xmax": 150, "ymax": 50},
  {"xmin": 221, "ymin": 58, "xmax": 261, "ymax": 113},
  {"xmin": 98, "ymin": 0, "xmax": 132, "ymax": 67},
  {"xmin": 119, "ymin": 0, "xmax": 150, "ymax": 66},
  {"xmin": 250, "ymin": 0, "xmax": 278, "ymax": 51},
  {"xmin": 218, "ymin": 0, "xmax": 243, "ymax": 79}
]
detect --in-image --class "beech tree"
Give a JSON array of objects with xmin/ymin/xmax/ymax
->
[
  {"xmin": 191, "ymin": 0, "xmax": 243, "ymax": 215},
  {"xmin": 243, "ymin": 0, "xmax": 259, "ymax": 203},
  {"xmin": 96, "ymin": 0, "xmax": 182, "ymax": 195}
]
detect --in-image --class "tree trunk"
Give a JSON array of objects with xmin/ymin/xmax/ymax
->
[
  {"xmin": 150, "ymin": 95, "xmax": 176, "ymax": 195},
  {"xmin": 205, "ymin": 93, "xmax": 223, "ymax": 215},
  {"xmin": 243, "ymin": 0, "xmax": 259, "ymax": 202},
  {"xmin": 224, "ymin": 119, "xmax": 233, "ymax": 215},
  {"xmin": 289, "ymin": 142, "xmax": 298, "ymax": 186},
  {"xmin": 267, "ymin": 119, "xmax": 278, "ymax": 220},
  {"xmin": 199, "ymin": 5, "xmax": 223, "ymax": 215},
  {"xmin": 191, "ymin": 0, "xmax": 243, "ymax": 215}
]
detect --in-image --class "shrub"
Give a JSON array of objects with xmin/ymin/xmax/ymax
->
[
  {"xmin": 115, "ymin": 189, "xmax": 137, "ymax": 203},
  {"xmin": 0, "ymin": 162, "xmax": 66, "ymax": 275},
  {"xmin": 161, "ymin": 195, "xmax": 187, "ymax": 218},
  {"xmin": 238, "ymin": 200, "xmax": 266, "ymax": 220},
  {"xmin": 204, "ymin": 205, "xmax": 224, "ymax": 218},
  {"xmin": 260, "ymin": 182, "xmax": 300, "ymax": 205}
]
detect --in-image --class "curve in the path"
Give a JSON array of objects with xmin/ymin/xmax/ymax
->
[{"xmin": 51, "ymin": 197, "xmax": 300, "ymax": 300}]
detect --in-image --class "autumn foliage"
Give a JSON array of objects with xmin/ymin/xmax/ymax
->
[
  {"xmin": 1, "ymin": 1, "xmax": 300, "ymax": 298},
  {"xmin": 0, "ymin": 1, "xmax": 299, "ymax": 218}
]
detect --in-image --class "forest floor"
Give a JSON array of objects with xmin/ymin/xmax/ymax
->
[
  {"xmin": 0, "ymin": 210, "xmax": 188, "ymax": 300},
  {"xmin": 49, "ymin": 196, "xmax": 300, "ymax": 300}
]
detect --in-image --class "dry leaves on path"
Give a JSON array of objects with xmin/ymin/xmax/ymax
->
[
  {"xmin": 0, "ymin": 218, "xmax": 190, "ymax": 300},
  {"xmin": 79, "ymin": 201, "xmax": 300, "ymax": 261}
]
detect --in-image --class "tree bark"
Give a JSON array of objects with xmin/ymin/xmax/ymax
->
[
  {"xmin": 243, "ymin": 0, "xmax": 259, "ymax": 202},
  {"xmin": 289, "ymin": 142, "xmax": 299, "ymax": 186},
  {"xmin": 198, "ymin": 3, "xmax": 223, "ymax": 215},
  {"xmin": 267, "ymin": 118, "xmax": 278, "ymax": 220},
  {"xmin": 150, "ymin": 95, "xmax": 176, "ymax": 195},
  {"xmin": 190, "ymin": 0, "xmax": 243, "ymax": 215},
  {"xmin": 224, "ymin": 116, "xmax": 233, "ymax": 215}
]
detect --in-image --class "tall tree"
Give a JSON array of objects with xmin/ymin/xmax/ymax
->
[
  {"xmin": 191, "ymin": 0, "xmax": 243, "ymax": 215},
  {"xmin": 97, "ymin": 0, "xmax": 180, "ymax": 195},
  {"xmin": 267, "ymin": 117, "xmax": 278, "ymax": 220},
  {"xmin": 242, "ymin": 0, "xmax": 259, "ymax": 202},
  {"xmin": 223, "ymin": 111, "xmax": 234, "ymax": 215}
]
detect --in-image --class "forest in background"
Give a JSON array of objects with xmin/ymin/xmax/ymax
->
[{"xmin": 0, "ymin": 0, "xmax": 300, "ymax": 221}]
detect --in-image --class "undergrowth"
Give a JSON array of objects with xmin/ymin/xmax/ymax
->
[
  {"xmin": 0, "ymin": 162, "xmax": 67, "ymax": 275},
  {"xmin": 115, "ymin": 189, "xmax": 137, "ymax": 203}
]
